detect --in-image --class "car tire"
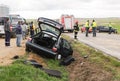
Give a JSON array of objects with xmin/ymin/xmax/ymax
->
[
  {"xmin": 114, "ymin": 30, "xmax": 117, "ymax": 34},
  {"xmin": 98, "ymin": 30, "xmax": 101, "ymax": 33}
]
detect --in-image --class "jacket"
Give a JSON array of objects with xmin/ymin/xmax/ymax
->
[
  {"xmin": 16, "ymin": 24, "xmax": 22, "ymax": 34},
  {"xmin": 92, "ymin": 22, "xmax": 97, "ymax": 27},
  {"xmin": 85, "ymin": 22, "xmax": 89, "ymax": 27},
  {"xmin": 74, "ymin": 23, "xmax": 79, "ymax": 32},
  {"xmin": 4, "ymin": 21, "xmax": 10, "ymax": 32}
]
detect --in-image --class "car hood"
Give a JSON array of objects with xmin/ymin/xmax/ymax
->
[{"xmin": 38, "ymin": 17, "xmax": 63, "ymax": 37}]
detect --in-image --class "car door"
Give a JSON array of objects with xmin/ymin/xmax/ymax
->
[{"xmin": 59, "ymin": 38, "xmax": 73, "ymax": 58}]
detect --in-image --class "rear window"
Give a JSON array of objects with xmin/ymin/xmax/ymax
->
[{"xmin": 40, "ymin": 24, "xmax": 60, "ymax": 36}]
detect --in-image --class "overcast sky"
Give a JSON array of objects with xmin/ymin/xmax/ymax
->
[{"xmin": 1, "ymin": 0, "xmax": 120, "ymax": 19}]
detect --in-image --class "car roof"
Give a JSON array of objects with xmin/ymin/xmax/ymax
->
[{"xmin": 38, "ymin": 17, "xmax": 63, "ymax": 30}]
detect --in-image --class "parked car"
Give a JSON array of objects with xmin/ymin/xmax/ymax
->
[
  {"xmin": 26, "ymin": 17, "xmax": 73, "ymax": 59},
  {"xmin": 97, "ymin": 26, "xmax": 117, "ymax": 33}
]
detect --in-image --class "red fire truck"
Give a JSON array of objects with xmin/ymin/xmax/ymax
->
[{"xmin": 60, "ymin": 14, "xmax": 74, "ymax": 32}]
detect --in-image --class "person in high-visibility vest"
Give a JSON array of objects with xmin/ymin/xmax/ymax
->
[
  {"xmin": 108, "ymin": 22, "xmax": 112, "ymax": 34},
  {"xmin": 29, "ymin": 21, "xmax": 35, "ymax": 37},
  {"xmin": 74, "ymin": 21, "xmax": 79, "ymax": 39},
  {"xmin": 85, "ymin": 20, "xmax": 89, "ymax": 37},
  {"xmin": 91, "ymin": 20, "xmax": 97, "ymax": 37}
]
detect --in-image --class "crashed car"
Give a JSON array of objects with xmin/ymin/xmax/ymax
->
[
  {"xmin": 97, "ymin": 26, "xmax": 117, "ymax": 33},
  {"xmin": 26, "ymin": 17, "xmax": 73, "ymax": 59}
]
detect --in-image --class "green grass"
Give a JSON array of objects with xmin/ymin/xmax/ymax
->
[{"xmin": 0, "ymin": 58, "xmax": 68, "ymax": 81}]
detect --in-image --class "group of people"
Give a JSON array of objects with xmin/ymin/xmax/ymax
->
[
  {"xmin": 73, "ymin": 20, "xmax": 113, "ymax": 39},
  {"xmin": 4, "ymin": 18, "xmax": 35, "ymax": 47},
  {"xmin": 73, "ymin": 19, "xmax": 97, "ymax": 39},
  {"xmin": 85, "ymin": 20, "xmax": 97, "ymax": 37}
]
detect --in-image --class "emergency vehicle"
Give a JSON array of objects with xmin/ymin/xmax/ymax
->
[{"xmin": 60, "ymin": 15, "xmax": 74, "ymax": 32}]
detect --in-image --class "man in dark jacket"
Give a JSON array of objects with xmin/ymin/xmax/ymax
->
[
  {"xmin": 16, "ymin": 21, "xmax": 22, "ymax": 47},
  {"xmin": 29, "ymin": 21, "xmax": 35, "ymax": 37},
  {"xmin": 4, "ymin": 18, "xmax": 12, "ymax": 46},
  {"xmin": 74, "ymin": 21, "xmax": 79, "ymax": 39}
]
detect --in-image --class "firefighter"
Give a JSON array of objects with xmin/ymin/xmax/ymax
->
[
  {"xmin": 91, "ymin": 20, "xmax": 97, "ymax": 37},
  {"xmin": 74, "ymin": 21, "xmax": 79, "ymax": 39},
  {"xmin": 108, "ymin": 22, "xmax": 112, "ymax": 34},
  {"xmin": 85, "ymin": 20, "xmax": 90, "ymax": 37}
]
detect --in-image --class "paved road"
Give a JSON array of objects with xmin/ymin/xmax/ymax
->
[{"xmin": 65, "ymin": 32, "xmax": 120, "ymax": 59}]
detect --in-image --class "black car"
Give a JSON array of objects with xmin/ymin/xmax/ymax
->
[
  {"xmin": 26, "ymin": 17, "xmax": 73, "ymax": 59},
  {"xmin": 97, "ymin": 26, "xmax": 117, "ymax": 33}
]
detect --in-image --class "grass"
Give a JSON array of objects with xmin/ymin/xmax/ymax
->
[
  {"xmin": 63, "ymin": 35, "xmax": 120, "ymax": 81},
  {"xmin": 0, "ymin": 58, "xmax": 68, "ymax": 81}
]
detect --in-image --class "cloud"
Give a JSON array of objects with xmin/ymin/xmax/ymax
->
[{"xmin": 1, "ymin": 0, "xmax": 120, "ymax": 19}]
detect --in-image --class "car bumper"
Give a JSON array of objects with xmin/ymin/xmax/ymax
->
[{"xmin": 26, "ymin": 41, "xmax": 57, "ymax": 58}]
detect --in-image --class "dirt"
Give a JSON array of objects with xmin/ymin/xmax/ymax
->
[
  {"xmin": 0, "ymin": 38, "xmax": 45, "ymax": 66},
  {"xmin": 0, "ymin": 38, "xmax": 113, "ymax": 81},
  {"xmin": 67, "ymin": 51, "xmax": 113, "ymax": 81}
]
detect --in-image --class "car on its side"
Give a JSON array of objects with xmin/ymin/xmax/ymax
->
[
  {"xmin": 26, "ymin": 17, "xmax": 73, "ymax": 59},
  {"xmin": 97, "ymin": 26, "xmax": 117, "ymax": 33}
]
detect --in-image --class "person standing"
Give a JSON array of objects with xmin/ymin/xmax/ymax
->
[
  {"xmin": 91, "ymin": 20, "xmax": 97, "ymax": 37},
  {"xmin": 108, "ymin": 22, "xmax": 112, "ymax": 34},
  {"xmin": 85, "ymin": 20, "xmax": 90, "ymax": 37},
  {"xmin": 74, "ymin": 21, "xmax": 79, "ymax": 39},
  {"xmin": 29, "ymin": 21, "xmax": 35, "ymax": 37},
  {"xmin": 21, "ymin": 22, "xmax": 27, "ymax": 40},
  {"xmin": 4, "ymin": 18, "xmax": 12, "ymax": 46},
  {"xmin": 16, "ymin": 21, "xmax": 22, "ymax": 47}
]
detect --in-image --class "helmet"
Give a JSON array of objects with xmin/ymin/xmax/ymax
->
[{"xmin": 75, "ymin": 20, "xmax": 78, "ymax": 24}]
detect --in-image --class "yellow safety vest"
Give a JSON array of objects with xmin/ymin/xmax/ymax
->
[
  {"xmin": 108, "ymin": 23, "xmax": 112, "ymax": 27},
  {"xmin": 85, "ymin": 22, "xmax": 89, "ymax": 27},
  {"xmin": 92, "ymin": 22, "xmax": 97, "ymax": 27}
]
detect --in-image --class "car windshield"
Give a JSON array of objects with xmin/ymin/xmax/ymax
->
[{"xmin": 40, "ymin": 24, "xmax": 60, "ymax": 36}]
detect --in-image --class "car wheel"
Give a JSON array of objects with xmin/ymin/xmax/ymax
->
[
  {"xmin": 98, "ymin": 30, "xmax": 101, "ymax": 32},
  {"xmin": 114, "ymin": 30, "xmax": 117, "ymax": 34}
]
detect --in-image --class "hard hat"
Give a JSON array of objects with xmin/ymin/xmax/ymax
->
[{"xmin": 75, "ymin": 20, "xmax": 78, "ymax": 23}]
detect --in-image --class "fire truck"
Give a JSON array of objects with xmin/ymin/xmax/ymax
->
[{"xmin": 60, "ymin": 15, "xmax": 74, "ymax": 32}]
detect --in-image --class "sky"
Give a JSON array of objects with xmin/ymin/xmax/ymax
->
[{"xmin": 1, "ymin": 0, "xmax": 120, "ymax": 19}]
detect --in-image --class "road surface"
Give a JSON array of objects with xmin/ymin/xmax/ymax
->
[{"xmin": 65, "ymin": 32, "xmax": 120, "ymax": 59}]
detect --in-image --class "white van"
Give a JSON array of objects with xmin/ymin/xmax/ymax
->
[
  {"xmin": 0, "ymin": 16, "xmax": 26, "ymax": 37},
  {"xmin": 0, "ymin": 17, "xmax": 9, "ymax": 37}
]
